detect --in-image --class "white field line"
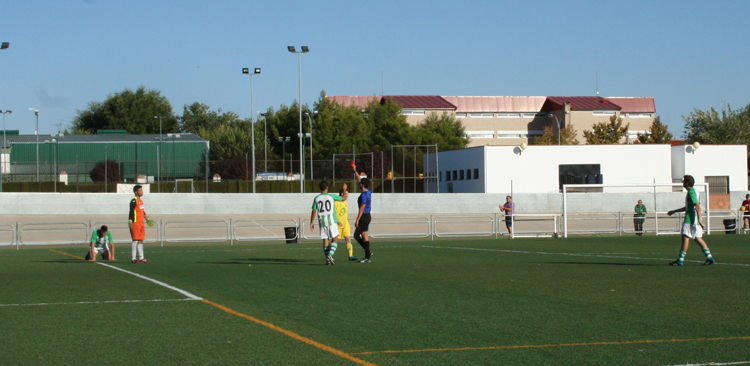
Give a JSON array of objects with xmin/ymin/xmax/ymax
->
[
  {"xmin": 659, "ymin": 361, "xmax": 750, "ymax": 366},
  {"xmin": 0, "ymin": 298, "xmax": 199, "ymax": 307},
  {"xmin": 421, "ymin": 246, "xmax": 750, "ymax": 267},
  {"xmin": 96, "ymin": 262, "xmax": 203, "ymax": 300}
]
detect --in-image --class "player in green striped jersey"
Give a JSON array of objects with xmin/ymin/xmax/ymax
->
[
  {"xmin": 667, "ymin": 175, "xmax": 715, "ymax": 266},
  {"xmin": 310, "ymin": 180, "xmax": 343, "ymax": 265}
]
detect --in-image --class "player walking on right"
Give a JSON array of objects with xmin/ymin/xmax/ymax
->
[
  {"xmin": 352, "ymin": 163, "xmax": 373, "ymax": 263},
  {"xmin": 667, "ymin": 175, "xmax": 715, "ymax": 266}
]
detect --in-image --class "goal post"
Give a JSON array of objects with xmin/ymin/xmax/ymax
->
[
  {"xmin": 174, "ymin": 179, "xmax": 196, "ymax": 193},
  {"xmin": 562, "ymin": 182, "xmax": 710, "ymax": 238}
]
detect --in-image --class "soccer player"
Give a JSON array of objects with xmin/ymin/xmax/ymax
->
[
  {"xmin": 352, "ymin": 163, "xmax": 373, "ymax": 263},
  {"xmin": 335, "ymin": 186, "xmax": 359, "ymax": 261},
  {"xmin": 634, "ymin": 199, "xmax": 647, "ymax": 236},
  {"xmin": 498, "ymin": 196, "xmax": 515, "ymax": 238},
  {"xmin": 667, "ymin": 175, "xmax": 715, "ymax": 266},
  {"xmin": 87, "ymin": 225, "xmax": 115, "ymax": 262},
  {"xmin": 310, "ymin": 180, "xmax": 342, "ymax": 265},
  {"xmin": 129, "ymin": 185, "xmax": 151, "ymax": 264}
]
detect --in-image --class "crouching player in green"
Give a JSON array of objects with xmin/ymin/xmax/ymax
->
[
  {"xmin": 310, "ymin": 180, "xmax": 342, "ymax": 265},
  {"xmin": 667, "ymin": 175, "xmax": 715, "ymax": 266},
  {"xmin": 87, "ymin": 225, "xmax": 115, "ymax": 262}
]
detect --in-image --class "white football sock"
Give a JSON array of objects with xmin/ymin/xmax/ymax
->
[
  {"xmin": 131, "ymin": 241, "xmax": 138, "ymax": 260},
  {"xmin": 137, "ymin": 244, "xmax": 144, "ymax": 260}
]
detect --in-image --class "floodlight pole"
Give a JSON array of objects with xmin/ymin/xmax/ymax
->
[
  {"xmin": 260, "ymin": 112, "xmax": 268, "ymax": 172},
  {"xmin": 30, "ymin": 108, "xmax": 39, "ymax": 182},
  {"xmin": 288, "ymin": 46, "xmax": 309, "ymax": 193},
  {"xmin": 548, "ymin": 114, "xmax": 562, "ymax": 145},
  {"xmin": 243, "ymin": 67, "xmax": 261, "ymax": 193},
  {"xmin": 0, "ymin": 110, "xmax": 12, "ymax": 192},
  {"xmin": 154, "ymin": 116, "xmax": 163, "ymax": 192},
  {"xmin": 306, "ymin": 111, "xmax": 317, "ymax": 181}
]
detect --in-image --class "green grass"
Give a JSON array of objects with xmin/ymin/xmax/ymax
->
[{"xmin": 2, "ymin": 235, "xmax": 750, "ymax": 365}]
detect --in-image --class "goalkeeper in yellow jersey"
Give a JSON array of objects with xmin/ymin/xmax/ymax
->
[{"xmin": 336, "ymin": 185, "xmax": 359, "ymax": 261}]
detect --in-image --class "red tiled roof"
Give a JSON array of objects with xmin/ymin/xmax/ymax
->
[
  {"xmin": 604, "ymin": 97, "xmax": 656, "ymax": 113},
  {"xmin": 325, "ymin": 96, "xmax": 379, "ymax": 110},
  {"xmin": 669, "ymin": 139, "xmax": 686, "ymax": 147},
  {"xmin": 441, "ymin": 96, "xmax": 546, "ymax": 113},
  {"xmin": 544, "ymin": 96, "xmax": 622, "ymax": 111},
  {"xmin": 381, "ymin": 95, "xmax": 456, "ymax": 110}
]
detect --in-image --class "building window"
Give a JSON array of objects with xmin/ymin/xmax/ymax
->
[
  {"xmin": 455, "ymin": 113, "xmax": 467, "ymax": 118},
  {"xmin": 473, "ymin": 168, "xmax": 479, "ymax": 179},
  {"xmin": 497, "ymin": 113, "xmax": 521, "ymax": 118},
  {"xmin": 402, "ymin": 109, "xmax": 425, "ymax": 116},
  {"xmin": 439, "ymin": 172, "xmax": 442, "ymax": 182},
  {"xmin": 470, "ymin": 112, "xmax": 494, "ymax": 118},
  {"xmin": 465, "ymin": 130, "xmax": 495, "ymax": 139},
  {"xmin": 628, "ymin": 113, "xmax": 652, "ymax": 118},
  {"xmin": 705, "ymin": 176, "xmax": 729, "ymax": 194},
  {"xmin": 523, "ymin": 112, "xmax": 546, "ymax": 118},
  {"xmin": 497, "ymin": 133, "xmax": 524, "ymax": 138},
  {"xmin": 445, "ymin": 171, "xmax": 450, "ymax": 182},
  {"xmin": 459, "ymin": 170, "xmax": 465, "ymax": 180},
  {"xmin": 558, "ymin": 164, "xmax": 601, "ymax": 191},
  {"xmin": 465, "ymin": 169, "xmax": 471, "ymax": 180},
  {"xmin": 447, "ymin": 183, "xmax": 454, "ymax": 193},
  {"xmin": 593, "ymin": 110, "xmax": 616, "ymax": 116},
  {"xmin": 453, "ymin": 170, "xmax": 457, "ymax": 181}
]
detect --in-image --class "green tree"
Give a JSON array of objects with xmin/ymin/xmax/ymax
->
[
  {"xmin": 365, "ymin": 98, "xmax": 412, "ymax": 150},
  {"xmin": 583, "ymin": 116, "xmax": 630, "ymax": 144},
  {"xmin": 532, "ymin": 125, "xmax": 580, "ymax": 145},
  {"xmin": 72, "ymin": 86, "xmax": 178, "ymax": 134},
  {"xmin": 311, "ymin": 92, "xmax": 372, "ymax": 158},
  {"xmin": 179, "ymin": 102, "xmax": 243, "ymax": 133},
  {"xmin": 409, "ymin": 112, "xmax": 469, "ymax": 151},
  {"xmin": 636, "ymin": 116, "xmax": 673, "ymax": 144},
  {"xmin": 682, "ymin": 104, "xmax": 750, "ymax": 145}
]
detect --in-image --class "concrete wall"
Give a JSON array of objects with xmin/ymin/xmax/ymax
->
[
  {"xmin": 1, "ymin": 191, "xmax": 741, "ymax": 216},
  {"xmin": 671, "ymin": 144, "xmax": 748, "ymax": 191}
]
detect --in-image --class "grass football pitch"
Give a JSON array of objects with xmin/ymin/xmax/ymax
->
[{"xmin": 2, "ymin": 235, "xmax": 750, "ymax": 365}]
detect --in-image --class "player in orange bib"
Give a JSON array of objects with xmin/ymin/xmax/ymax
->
[{"xmin": 129, "ymin": 185, "xmax": 151, "ymax": 263}]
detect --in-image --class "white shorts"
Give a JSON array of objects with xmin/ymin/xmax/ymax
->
[
  {"xmin": 93, "ymin": 244, "xmax": 110, "ymax": 253},
  {"xmin": 320, "ymin": 224, "xmax": 340, "ymax": 240},
  {"xmin": 681, "ymin": 222, "xmax": 703, "ymax": 239}
]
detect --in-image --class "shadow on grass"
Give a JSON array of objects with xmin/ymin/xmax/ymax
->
[
  {"xmin": 197, "ymin": 257, "xmax": 319, "ymax": 266},
  {"xmin": 541, "ymin": 261, "xmax": 663, "ymax": 267}
]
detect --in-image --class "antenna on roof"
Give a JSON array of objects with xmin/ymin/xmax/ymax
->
[{"xmin": 596, "ymin": 71, "xmax": 599, "ymax": 96}]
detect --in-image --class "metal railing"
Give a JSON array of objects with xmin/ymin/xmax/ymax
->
[{"xmin": 2, "ymin": 210, "xmax": 747, "ymax": 249}]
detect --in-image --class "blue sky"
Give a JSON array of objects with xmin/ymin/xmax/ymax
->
[{"xmin": 1, "ymin": 0, "xmax": 748, "ymax": 137}]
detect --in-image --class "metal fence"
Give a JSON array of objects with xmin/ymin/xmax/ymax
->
[{"xmin": 2, "ymin": 210, "xmax": 746, "ymax": 249}]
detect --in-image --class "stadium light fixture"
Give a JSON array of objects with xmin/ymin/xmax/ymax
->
[
  {"xmin": 287, "ymin": 46, "xmax": 309, "ymax": 192},
  {"xmin": 691, "ymin": 141, "xmax": 700, "ymax": 154},
  {"xmin": 1, "ymin": 42, "xmax": 8, "ymax": 50},
  {"xmin": 519, "ymin": 142, "xmax": 528, "ymax": 155},
  {"xmin": 243, "ymin": 67, "xmax": 261, "ymax": 193}
]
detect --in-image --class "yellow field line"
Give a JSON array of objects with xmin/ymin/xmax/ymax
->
[
  {"xmin": 49, "ymin": 249, "xmax": 86, "ymax": 260},
  {"xmin": 201, "ymin": 299, "xmax": 376, "ymax": 366},
  {"xmin": 351, "ymin": 336, "xmax": 750, "ymax": 355}
]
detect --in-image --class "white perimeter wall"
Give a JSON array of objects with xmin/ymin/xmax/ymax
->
[
  {"xmin": 1, "ymin": 191, "xmax": 742, "ymax": 216},
  {"xmin": 671, "ymin": 144, "xmax": 748, "ymax": 191},
  {"xmin": 437, "ymin": 145, "xmax": 674, "ymax": 194}
]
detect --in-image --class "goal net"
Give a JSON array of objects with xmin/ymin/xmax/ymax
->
[
  {"xmin": 174, "ymin": 179, "xmax": 196, "ymax": 193},
  {"xmin": 561, "ymin": 183, "xmax": 721, "ymax": 238}
]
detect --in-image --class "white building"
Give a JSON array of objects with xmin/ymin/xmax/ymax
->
[{"xmin": 430, "ymin": 144, "xmax": 747, "ymax": 209}]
